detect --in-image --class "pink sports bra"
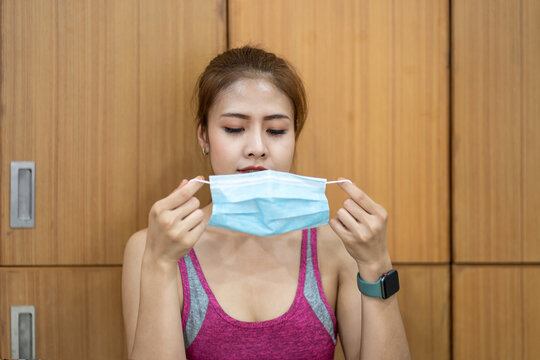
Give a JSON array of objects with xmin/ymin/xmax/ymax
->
[{"xmin": 177, "ymin": 227, "xmax": 338, "ymax": 359}]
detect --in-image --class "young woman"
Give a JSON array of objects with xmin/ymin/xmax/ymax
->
[{"xmin": 122, "ymin": 46, "xmax": 410, "ymax": 359}]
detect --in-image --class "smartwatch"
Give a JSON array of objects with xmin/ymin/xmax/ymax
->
[{"xmin": 357, "ymin": 269, "xmax": 399, "ymax": 299}]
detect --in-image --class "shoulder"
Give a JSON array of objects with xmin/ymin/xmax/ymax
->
[
  {"xmin": 317, "ymin": 225, "xmax": 358, "ymax": 280},
  {"xmin": 121, "ymin": 228, "xmax": 148, "ymax": 354},
  {"xmin": 124, "ymin": 228, "xmax": 148, "ymax": 262},
  {"xmin": 123, "ymin": 228, "xmax": 148, "ymax": 260},
  {"xmin": 122, "ymin": 229, "xmax": 149, "ymax": 301},
  {"xmin": 317, "ymin": 226, "xmax": 362, "ymax": 358},
  {"xmin": 122, "ymin": 229, "xmax": 148, "ymax": 290}
]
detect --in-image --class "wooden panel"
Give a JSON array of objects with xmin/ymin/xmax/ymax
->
[
  {"xmin": 523, "ymin": 267, "xmax": 540, "ymax": 359},
  {"xmin": 0, "ymin": 267, "xmax": 125, "ymax": 359},
  {"xmin": 453, "ymin": 0, "xmax": 540, "ymax": 262},
  {"xmin": 137, "ymin": 0, "xmax": 225, "ymax": 229},
  {"xmin": 0, "ymin": 0, "xmax": 225, "ymax": 265},
  {"xmin": 229, "ymin": 0, "xmax": 449, "ymax": 262},
  {"xmin": 0, "ymin": 0, "xmax": 137, "ymax": 265},
  {"xmin": 334, "ymin": 265, "xmax": 450, "ymax": 360},
  {"xmin": 453, "ymin": 266, "xmax": 540, "ymax": 359},
  {"xmin": 523, "ymin": 0, "xmax": 540, "ymax": 262},
  {"xmin": 395, "ymin": 265, "xmax": 450, "ymax": 360}
]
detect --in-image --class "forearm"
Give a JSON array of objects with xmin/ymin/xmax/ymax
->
[
  {"xmin": 358, "ymin": 260, "xmax": 410, "ymax": 360},
  {"xmin": 131, "ymin": 255, "xmax": 186, "ymax": 360}
]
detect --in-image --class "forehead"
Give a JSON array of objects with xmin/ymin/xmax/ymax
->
[{"xmin": 211, "ymin": 78, "xmax": 294, "ymax": 115}]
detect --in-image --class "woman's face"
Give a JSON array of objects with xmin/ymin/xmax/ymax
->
[{"xmin": 200, "ymin": 78, "xmax": 296, "ymax": 175}]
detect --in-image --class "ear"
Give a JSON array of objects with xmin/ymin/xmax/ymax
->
[{"xmin": 197, "ymin": 124, "xmax": 208, "ymax": 149}]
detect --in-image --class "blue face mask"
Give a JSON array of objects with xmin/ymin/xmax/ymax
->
[{"xmin": 191, "ymin": 170, "xmax": 350, "ymax": 237}]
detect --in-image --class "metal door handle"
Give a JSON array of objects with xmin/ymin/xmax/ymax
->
[
  {"xmin": 11, "ymin": 305, "xmax": 36, "ymax": 359},
  {"xmin": 10, "ymin": 161, "xmax": 35, "ymax": 228}
]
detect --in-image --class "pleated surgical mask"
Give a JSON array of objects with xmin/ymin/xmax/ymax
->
[{"xmin": 190, "ymin": 170, "xmax": 351, "ymax": 237}]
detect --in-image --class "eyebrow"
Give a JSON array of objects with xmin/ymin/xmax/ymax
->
[{"xmin": 220, "ymin": 112, "xmax": 291, "ymax": 121}]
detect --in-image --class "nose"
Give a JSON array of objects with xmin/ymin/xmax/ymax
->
[{"xmin": 245, "ymin": 130, "xmax": 266, "ymax": 158}]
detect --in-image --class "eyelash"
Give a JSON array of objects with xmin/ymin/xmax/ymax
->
[
  {"xmin": 224, "ymin": 127, "xmax": 286, "ymax": 136},
  {"xmin": 268, "ymin": 129, "xmax": 286, "ymax": 135},
  {"xmin": 224, "ymin": 127, "xmax": 243, "ymax": 134}
]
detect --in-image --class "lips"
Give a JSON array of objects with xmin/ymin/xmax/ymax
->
[{"xmin": 238, "ymin": 166, "xmax": 267, "ymax": 173}]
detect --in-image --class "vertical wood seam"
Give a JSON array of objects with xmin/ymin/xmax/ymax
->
[
  {"xmin": 519, "ymin": 0, "xmax": 524, "ymax": 264},
  {"xmin": 0, "ymin": 0, "xmax": 3, "ymax": 246},
  {"xmin": 449, "ymin": 0, "xmax": 455, "ymax": 358},
  {"xmin": 226, "ymin": 0, "xmax": 230, "ymax": 50},
  {"xmin": 54, "ymin": 0, "xmax": 60, "ymax": 263},
  {"xmin": 519, "ymin": 0, "xmax": 525, "ymax": 357},
  {"xmin": 391, "ymin": 0, "xmax": 397, "ymax": 257},
  {"xmin": 136, "ymin": 0, "xmax": 141, "ymax": 232}
]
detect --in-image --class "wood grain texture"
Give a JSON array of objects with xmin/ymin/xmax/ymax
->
[
  {"xmin": 522, "ymin": 0, "xmax": 540, "ymax": 262},
  {"xmin": 229, "ymin": 0, "xmax": 449, "ymax": 263},
  {"xmin": 0, "ymin": 267, "xmax": 125, "ymax": 359},
  {"xmin": 0, "ymin": 0, "xmax": 225, "ymax": 265},
  {"xmin": 395, "ymin": 265, "xmax": 450, "ymax": 360},
  {"xmin": 523, "ymin": 267, "xmax": 540, "ymax": 359},
  {"xmin": 453, "ymin": 0, "xmax": 540, "ymax": 262},
  {"xmin": 334, "ymin": 264, "xmax": 450, "ymax": 360},
  {"xmin": 453, "ymin": 266, "xmax": 540, "ymax": 359},
  {"xmin": 136, "ymin": 0, "xmax": 226, "ymax": 229},
  {"xmin": 332, "ymin": 265, "xmax": 450, "ymax": 360}
]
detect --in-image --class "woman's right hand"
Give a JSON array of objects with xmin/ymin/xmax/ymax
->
[{"xmin": 144, "ymin": 176, "xmax": 207, "ymax": 266}]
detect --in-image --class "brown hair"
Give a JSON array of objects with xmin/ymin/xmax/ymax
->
[{"xmin": 195, "ymin": 46, "xmax": 307, "ymax": 140}]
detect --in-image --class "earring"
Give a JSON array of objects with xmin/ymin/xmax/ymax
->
[{"xmin": 201, "ymin": 145, "xmax": 209, "ymax": 156}]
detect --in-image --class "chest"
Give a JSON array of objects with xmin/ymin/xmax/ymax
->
[{"xmin": 182, "ymin": 246, "xmax": 338, "ymax": 323}]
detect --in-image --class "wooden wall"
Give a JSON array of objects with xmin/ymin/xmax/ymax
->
[
  {"xmin": 229, "ymin": 1, "xmax": 450, "ymax": 359},
  {"xmin": 1, "ymin": 0, "xmax": 538, "ymax": 359},
  {"xmin": 1, "ymin": 0, "xmax": 224, "ymax": 358},
  {"xmin": 452, "ymin": 0, "xmax": 540, "ymax": 358}
]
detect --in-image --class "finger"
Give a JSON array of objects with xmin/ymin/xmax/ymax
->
[
  {"xmin": 343, "ymin": 198, "xmax": 370, "ymax": 224},
  {"xmin": 176, "ymin": 179, "xmax": 188, "ymax": 190},
  {"xmin": 337, "ymin": 179, "xmax": 378, "ymax": 215},
  {"xmin": 178, "ymin": 208, "xmax": 205, "ymax": 233},
  {"xmin": 188, "ymin": 217, "xmax": 206, "ymax": 235},
  {"xmin": 183, "ymin": 220, "xmax": 207, "ymax": 249},
  {"xmin": 171, "ymin": 196, "xmax": 201, "ymax": 221},
  {"xmin": 329, "ymin": 217, "xmax": 351, "ymax": 239},
  {"xmin": 336, "ymin": 208, "xmax": 360, "ymax": 233},
  {"xmin": 160, "ymin": 176, "xmax": 206, "ymax": 210}
]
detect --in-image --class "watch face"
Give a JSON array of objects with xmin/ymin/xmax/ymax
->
[{"xmin": 381, "ymin": 270, "xmax": 400, "ymax": 299}]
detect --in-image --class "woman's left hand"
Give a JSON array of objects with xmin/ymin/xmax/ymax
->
[{"xmin": 329, "ymin": 179, "xmax": 392, "ymax": 279}]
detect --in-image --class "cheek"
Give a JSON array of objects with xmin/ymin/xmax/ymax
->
[
  {"xmin": 207, "ymin": 131, "xmax": 240, "ymax": 172},
  {"xmin": 276, "ymin": 137, "xmax": 296, "ymax": 167}
]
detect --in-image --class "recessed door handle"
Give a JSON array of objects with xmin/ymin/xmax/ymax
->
[
  {"xmin": 11, "ymin": 305, "xmax": 36, "ymax": 359},
  {"xmin": 10, "ymin": 161, "xmax": 35, "ymax": 228}
]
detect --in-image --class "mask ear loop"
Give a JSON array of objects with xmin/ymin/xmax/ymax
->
[
  {"xmin": 190, "ymin": 178, "xmax": 351, "ymax": 185},
  {"xmin": 326, "ymin": 179, "xmax": 352, "ymax": 184},
  {"xmin": 189, "ymin": 178, "xmax": 210, "ymax": 184}
]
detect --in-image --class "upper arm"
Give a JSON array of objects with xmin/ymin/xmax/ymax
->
[
  {"xmin": 121, "ymin": 229, "xmax": 147, "ymax": 355},
  {"xmin": 336, "ymin": 256, "xmax": 363, "ymax": 360},
  {"xmin": 121, "ymin": 230, "xmax": 185, "ymax": 356},
  {"xmin": 320, "ymin": 226, "xmax": 363, "ymax": 360}
]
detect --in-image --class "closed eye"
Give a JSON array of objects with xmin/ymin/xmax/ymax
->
[
  {"xmin": 224, "ymin": 127, "xmax": 244, "ymax": 134},
  {"xmin": 267, "ymin": 129, "xmax": 286, "ymax": 135}
]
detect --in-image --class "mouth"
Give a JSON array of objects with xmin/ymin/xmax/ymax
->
[{"xmin": 237, "ymin": 166, "xmax": 267, "ymax": 173}]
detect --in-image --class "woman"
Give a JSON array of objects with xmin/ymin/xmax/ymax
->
[{"xmin": 122, "ymin": 46, "xmax": 410, "ymax": 359}]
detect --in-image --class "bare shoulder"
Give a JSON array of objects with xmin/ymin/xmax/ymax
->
[
  {"xmin": 122, "ymin": 228, "xmax": 148, "ymax": 354},
  {"xmin": 122, "ymin": 228, "xmax": 149, "ymax": 300},
  {"xmin": 318, "ymin": 227, "xmax": 362, "ymax": 358},
  {"xmin": 122, "ymin": 228, "xmax": 148, "ymax": 291},
  {"xmin": 123, "ymin": 228, "xmax": 148, "ymax": 260},
  {"xmin": 317, "ymin": 225, "xmax": 358, "ymax": 279}
]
